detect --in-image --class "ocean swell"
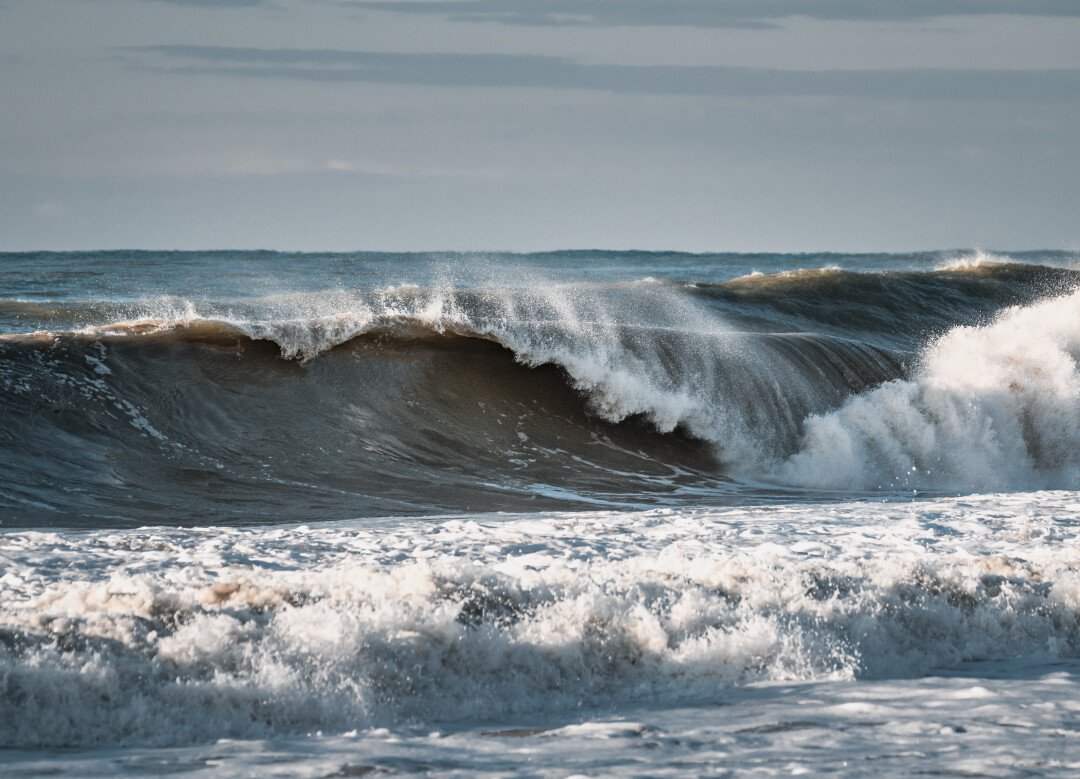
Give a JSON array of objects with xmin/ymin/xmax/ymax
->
[
  {"xmin": 0, "ymin": 280, "xmax": 900, "ymax": 524},
  {"xmin": 1, "ymin": 262, "xmax": 1079, "ymax": 525}
]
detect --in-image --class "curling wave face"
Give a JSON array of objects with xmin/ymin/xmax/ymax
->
[{"xmin": 0, "ymin": 253, "xmax": 1077, "ymax": 525}]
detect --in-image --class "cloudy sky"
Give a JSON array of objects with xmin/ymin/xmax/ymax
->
[{"xmin": 2, "ymin": 0, "xmax": 1079, "ymax": 251}]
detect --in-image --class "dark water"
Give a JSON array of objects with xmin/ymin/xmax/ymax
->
[{"xmin": 1, "ymin": 249, "xmax": 1076, "ymax": 527}]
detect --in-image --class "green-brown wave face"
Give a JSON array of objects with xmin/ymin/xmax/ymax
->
[{"xmin": 1, "ymin": 250, "xmax": 1077, "ymax": 527}]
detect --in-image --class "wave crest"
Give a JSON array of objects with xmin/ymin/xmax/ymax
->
[
  {"xmin": 2, "ymin": 282, "xmax": 903, "ymax": 471},
  {"xmin": 780, "ymin": 288, "xmax": 1080, "ymax": 490},
  {"xmin": 4, "ymin": 265, "xmax": 1080, "ymax": 521}
]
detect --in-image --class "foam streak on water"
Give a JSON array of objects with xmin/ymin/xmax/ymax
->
[{"xmin": 2, "ymin": 493, "xmax": 1080, "ymax": 766}]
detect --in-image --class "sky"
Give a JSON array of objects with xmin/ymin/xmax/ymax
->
[{"xmin": 1, "ymin": 0, "xmax": 1079, "ymax": 252}]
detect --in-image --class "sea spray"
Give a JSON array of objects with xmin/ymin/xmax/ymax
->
[
  {"xmin": 781, "ymin": 288, "xmax": 1080, "ymax": 490},
  {"xmin": 5, "ymin": 250, "xmax": 1080, "ymax": 776}
]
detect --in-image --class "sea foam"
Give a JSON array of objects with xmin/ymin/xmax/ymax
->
[
  {"xmin": 2, "ymin": 493, "xmax": 1079, "ymax": 748},
  {"xmin": 780, "ymin": 288, "xmax": 1080, "ymax": 490}
]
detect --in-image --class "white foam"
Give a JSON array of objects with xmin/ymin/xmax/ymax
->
[
  {"xmin": 7, "ymin": 665, "xmax": 1078, "ymax": 776},
  {"xmin": 934, "ymin": 248, "xmax": 1015, "ymax": 271},
  {"xmin": 779, "ymin": 288, "xmax": 1080, "ymax": 490},
  {"xmin": 2, "ymin": 492, "xmax": 1079, "ymax": 749}
]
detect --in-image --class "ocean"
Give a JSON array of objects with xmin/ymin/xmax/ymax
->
[{"xmin": 2, "ymin": 249, "xmax": 1079, "ymax": 775}]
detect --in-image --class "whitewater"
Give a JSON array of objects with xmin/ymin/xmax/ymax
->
[{"xmin": 2, "ymin": 249, "xmax": 1080, "ymax": 775}]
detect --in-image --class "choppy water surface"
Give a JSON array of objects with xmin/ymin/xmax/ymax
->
[{"xmin": 2, "ymin": 249, "xmax": 1080, "ymax": 775}]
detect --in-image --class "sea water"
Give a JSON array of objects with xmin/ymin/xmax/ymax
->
[{"xmin": 2, "ymin": 249, "xmax": 1079, "ymax": 775}]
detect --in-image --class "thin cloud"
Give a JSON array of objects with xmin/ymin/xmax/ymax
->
[
  {"xmin": 129, "ymin": 46, "xmax": 1080, "ymax": 102},
  {"xmin": 350, "ymin": 0, "xmax": 1080, "ymax": 28},
  {"xmin": 2, "ymin": 0, "xmax": 273, "ymax": 7},
  {"xmin": 32, "ymin": 200, "xmax": 66, "ymax": 219},
  {"xmin": 142, "ymin": 0, "xmax": 268, "ymax": 6}
]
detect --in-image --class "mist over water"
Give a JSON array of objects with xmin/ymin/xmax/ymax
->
[{"xmin": 3, "ymin": 249, "xmax": 1080, "ymax": 775}]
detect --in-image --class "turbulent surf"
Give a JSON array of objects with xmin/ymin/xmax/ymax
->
[{"xmin": 3, "ymin": 250, "xmax": 1080, "ymax": 775}]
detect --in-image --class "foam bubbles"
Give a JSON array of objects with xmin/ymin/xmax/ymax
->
[
  {"xmin": 2, "ymin": 494, "xmax": 1079, "ymax": 748},
  {"xmin": 780, "ymin": 288, "xmax": 1080, "ymax": 490},
  {"xmin": 935, "ymin": 249, "xmax": 1015, "ymax": 271}
]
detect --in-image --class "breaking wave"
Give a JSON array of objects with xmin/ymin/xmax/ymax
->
[
  {"xmin": 5, "ymin": 253, "xmax": 1080, "ymax": 755},
  {"xmin": 781, "ymin": 287, "xmax": 1080, "ymax": 491},
  {"xmin": 2, "ymin": 497, "xmax": 1079, "ymax": 747},
  {"xmin": 0, "ymin": 260, "xmax": 1078, "ymax": 525}
]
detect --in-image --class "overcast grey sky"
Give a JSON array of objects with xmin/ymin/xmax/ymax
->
[{"xmin": 1, "ymin": 0, "xmax": 1078, "ymax": 251}]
